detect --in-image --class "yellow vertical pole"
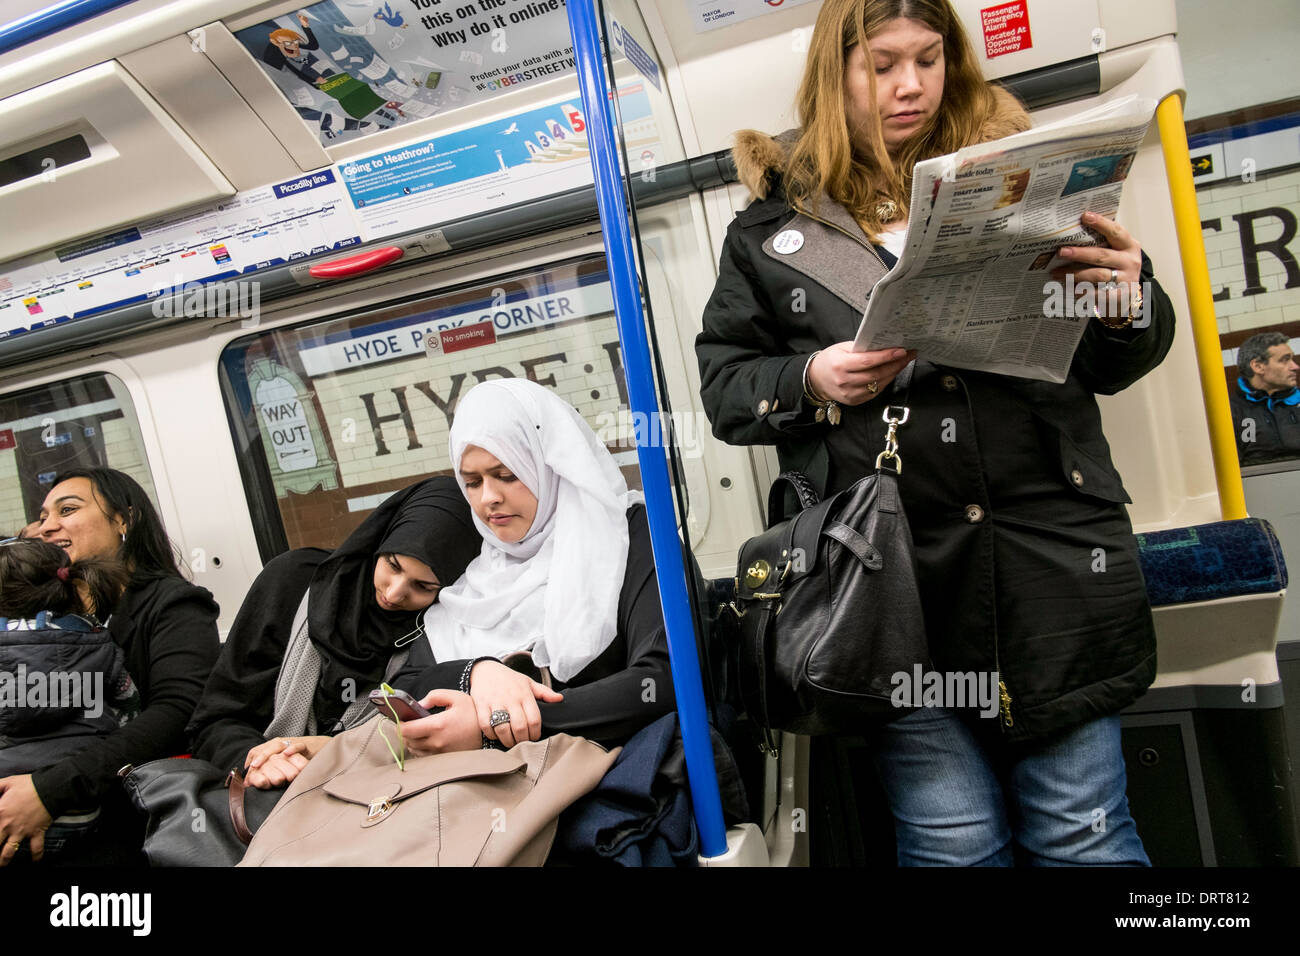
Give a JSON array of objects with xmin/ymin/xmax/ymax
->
[{"xmin": 1156, "ymin": 92, "xmax": 1247, "ymax": 521}]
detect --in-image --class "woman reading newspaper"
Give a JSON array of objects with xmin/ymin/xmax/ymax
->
[{"xmin": 695, "ymin": 0, "xmax": 1176, "ymax": 865}]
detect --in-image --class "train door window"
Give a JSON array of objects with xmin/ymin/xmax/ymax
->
[
  {"xmin": 219, "ymin": 255, "xmax": 646, "ymax": 559},
  {"xmin": 0, "ymin": 373, "xmax": 159, "ymax": 533},
  {"xmin": 1177, "ymin": 0, "xmax": 1300, "ymax": 471}
]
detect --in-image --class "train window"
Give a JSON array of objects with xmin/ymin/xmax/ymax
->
[
  {"xmin": 1178, "ymin": 0, "xmax": 1300, "ymax": 470},
  {"xmin": 219, "ymin": 255, "xmax": 643, "ymax": 558},
  {"xmin": 0, "ymin": 373, "xmax": 159, "ymax": 533}
]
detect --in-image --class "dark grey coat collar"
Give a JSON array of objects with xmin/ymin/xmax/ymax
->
[{"xmin": 758, "ymin": 200, "xmax": 892, "ymax": 313}]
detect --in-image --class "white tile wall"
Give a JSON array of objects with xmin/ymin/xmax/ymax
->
[{"xmin": 1200, "ymin": 167, "xmax": 1300, "ymax": 346}]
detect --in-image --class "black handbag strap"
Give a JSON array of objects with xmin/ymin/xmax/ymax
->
[
  {"xmin": 823, "ymin": 520, "xmax": 884, "ymax": 570},
  {"xmin": 767, "ymin": 361, "xmax": 918, "ymax": 526},
  {"xmin": 749, "ymin": 603, "xmax": 779, "ymax": 753},
  {"xmin": 766, "ymin": 470, "xmax": 821, "ymax": 528}
]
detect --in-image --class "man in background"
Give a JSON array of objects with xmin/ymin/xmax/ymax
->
[{"xmin": 1230, "ymin": 331, "xmax": 1300, "ymax": 465}]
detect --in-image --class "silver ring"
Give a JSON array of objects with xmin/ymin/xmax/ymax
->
[
  {"xmin": 1106, "ymin": 268, "xmax": 1119, "ymax": 289},
  {"xmin": 489, "ymin": 709, "xmax": 511, "ymax": 728}
]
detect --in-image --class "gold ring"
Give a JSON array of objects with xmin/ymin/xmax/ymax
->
[
  {"xmin": 8, "ymin": 841, "xmax": 20, "ymax": 850},
  {"xmin": 867, "ymin": 381, "xmax": 879, "ymax": 394}
]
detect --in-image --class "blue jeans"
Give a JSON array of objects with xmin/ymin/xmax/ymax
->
[
  {"xmin": 11, "ymin": 809, "xmax": 100, "ymax": 864},
  {"xmin": 869, "ymin": 708, "xmax": 1149, "ymax": 866}
]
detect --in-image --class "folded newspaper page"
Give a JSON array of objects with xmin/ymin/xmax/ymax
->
[{"xmin": 852, "ymin": 95, "xmax": 1157, "ymax": 383}]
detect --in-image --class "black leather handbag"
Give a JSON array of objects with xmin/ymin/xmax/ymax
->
[
  {"xmin": 121, "ymin": 758, "xmax": 281, "ymax": 866},
  {"xmin": 730, "ymin": 373, "xmax": 929, "ymax": 742}
]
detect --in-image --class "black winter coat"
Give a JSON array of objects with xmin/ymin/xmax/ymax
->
[
  {"xmin": 0, "ymin": 613, "xmax": 134, "ymax": 778},
  {"xmin": 1227, "ymin": 377, "xmax": 1300, "ymax": 466},
  {"xmin": 696, "ymin": 187, "xmax": 1176, "ymax": 742},
  {"xmin": 31, "ymin": 575, "xmax": 219, "ymax": 816}
]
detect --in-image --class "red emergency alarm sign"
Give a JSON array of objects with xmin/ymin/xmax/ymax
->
[{"xmin": 980, "ymin": 1, "xmax": 1032, "ymax": 59}]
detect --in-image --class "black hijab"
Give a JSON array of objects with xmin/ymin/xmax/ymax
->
[{"xmin": 308, "ymin": 475, "xmax": 479, "ymax": 725}]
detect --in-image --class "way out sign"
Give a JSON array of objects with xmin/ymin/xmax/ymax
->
[{"xmin": 256, "ymin": 376, "xmax": 318, "ymax": 472}]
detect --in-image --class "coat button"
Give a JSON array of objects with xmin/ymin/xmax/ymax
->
[
  {"xmin": 965, "ymin": 504, "xmax": 985, "ymax": 523},
  {"xmin": 757, "ymin": 399, "xmax": 770, "ymax": 415},
  {"xmin": 941, "ymin": 375, "xmax": 958, "ymax": 391},
  {"xmin": 1071, "ymin": 469, "xmax": 1084, "ymax": 487}
]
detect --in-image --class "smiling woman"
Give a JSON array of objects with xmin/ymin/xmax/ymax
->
[{"xmin": 0, "ymin": 467, "xmax": 219, "ymax": 866}]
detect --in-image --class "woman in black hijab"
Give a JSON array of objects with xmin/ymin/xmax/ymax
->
[{"xmin": 188, "ymin": 476, "xmax": 479, "ymax": 787}]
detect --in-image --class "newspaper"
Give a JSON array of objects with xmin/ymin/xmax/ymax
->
[{"xmin": 852, "ymin": 95, "xmax": 1157, "ymax": 383}]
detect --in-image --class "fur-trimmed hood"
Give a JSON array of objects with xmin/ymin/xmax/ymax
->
[{"xmin": 731, "ymin": 85, "xmax": 1032, "ymax": 199}]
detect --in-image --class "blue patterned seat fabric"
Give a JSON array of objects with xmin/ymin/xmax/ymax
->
[{"xmin": 1136, "ymin": 518, "xmax": 1288, "ymax": 607}]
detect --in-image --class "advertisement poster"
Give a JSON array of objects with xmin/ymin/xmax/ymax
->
[
  {"xmin": 235, "ymin": 0, "xmax": 578, "ymax": 146},
  {"xmin": 340, "ymin": 86, "xmax": 656, "ymax": 239}
]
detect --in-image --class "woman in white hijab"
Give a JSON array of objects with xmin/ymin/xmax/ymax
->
[{"xmin": 395, "ymin": 379, "xmax": 677, "ymax": 752}]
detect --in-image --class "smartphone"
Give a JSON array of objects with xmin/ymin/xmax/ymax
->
[{"xmin": 368, "ymin": 687, "xmax": 436, "ymax": 721}]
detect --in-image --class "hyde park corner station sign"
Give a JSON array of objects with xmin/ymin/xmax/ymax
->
[{"xmin": 256, "ymin": 276, "xmax": 617, "ymax": 480}]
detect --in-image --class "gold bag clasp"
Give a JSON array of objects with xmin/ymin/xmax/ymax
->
[{"xmin": 743, "ymin": 559, "xmax": 771, "ymax": 588}]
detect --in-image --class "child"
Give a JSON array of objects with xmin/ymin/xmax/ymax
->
[{"xmin": 0, "ymin": 537, "xmax": 138, "ymax": 861}]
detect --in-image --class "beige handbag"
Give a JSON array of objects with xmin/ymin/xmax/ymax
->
[{"xmin": 238, "ymin": 719, "xmax": 620, "ymax": 867}]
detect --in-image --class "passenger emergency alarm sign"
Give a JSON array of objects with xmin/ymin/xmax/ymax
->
[{"xmin": 980, "ymin": 1, "xmax": 1031, "ymax": 59}]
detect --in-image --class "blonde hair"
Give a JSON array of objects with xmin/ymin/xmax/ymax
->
[{"xmin": 785, "ymin": 0, "xmax": 1016, "ymax": 242}]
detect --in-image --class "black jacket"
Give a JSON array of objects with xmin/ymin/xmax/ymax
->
[
  {"xmin": 1227, "ymin": 377, "xmax": 1300, "ymax": 466},
  {"xmin": 31, "ymin": 575, "xmax": 219, "ymax": 817},
  {"xmin": 188, "ymin": 550, "xmax": 325, "ymax": 774},
  {"xmin": 0, "ymin": 613, "xmax": 135, "ymax": 778},
  {"xmin": 393, "ymin": 506, "xmax": 677, "ymax": 748},
  {"xmin": 695, "ymin": 186, "xmax": 1176, "ymax": 742}
]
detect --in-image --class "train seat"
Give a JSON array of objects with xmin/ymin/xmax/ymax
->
[{"xmin": 1123, "ymin": 516, "xmax": 1299, "ymax": 865}]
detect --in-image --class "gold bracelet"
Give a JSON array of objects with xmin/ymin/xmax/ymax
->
[
  {"xmin": 1093, "ymin": 308, "xmax": 1133, "ymax": 330},
  {"xmin": 1094, "ymin": 283, "xmax": 1143, "ymax": 329}
]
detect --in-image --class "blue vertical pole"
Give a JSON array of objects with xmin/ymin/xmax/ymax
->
[
  {"xmin": 564, "ymin": 0, "xmax": 727, "ymax": 857},
  {"xmin": 0, "ymin": 0, "xmax": 138, "ymax": 55}
]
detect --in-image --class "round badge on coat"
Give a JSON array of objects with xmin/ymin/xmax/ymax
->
[{"xmin": 773, "ymin": 229, "xmax": 804, "ymax": 254}]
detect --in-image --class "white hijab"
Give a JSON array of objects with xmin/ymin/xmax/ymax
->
[{"xmin": 423, "ymin": 379, "xmax": 643, "ymax": 681}]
